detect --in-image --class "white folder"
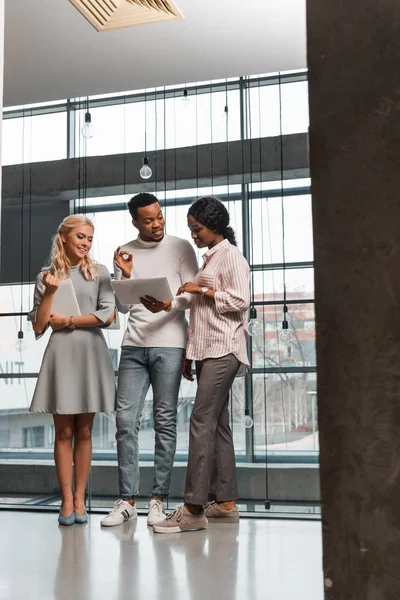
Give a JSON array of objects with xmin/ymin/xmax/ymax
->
[
  {"xmin": 51, "ymin": 279, "xmax": 81, "ymax": 316},
  {"xmin": 111, "ymin": 277, "xmax": 173, "ymax": 305}
]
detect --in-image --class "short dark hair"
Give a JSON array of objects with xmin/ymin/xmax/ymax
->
[
  {"xmin": 127, "ymin": 193, "xmax": 159, "ymax": 220},
  {"xmin": 188, "ymin": 196, "xmax": 237, "ymax": 246}
]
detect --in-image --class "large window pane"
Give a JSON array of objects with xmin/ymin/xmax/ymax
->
[
  {"xmin": 253, "ymin": 268, "xmax": 315, "ymax": 301},
  {"xmin": 76, "ymin": 89, "xmax": 241, "ymax": 158},
  {"xmin": 250, "ymin": 194, "xmax": 314, "ymax": 265},
  {"xmin": 249, "ymin": 80, "xmax": 309, "ymax": 138},
  {"xmin": 2, "ymin": 112, "xmax": 67, "ymax": 165},
  {"xmin": 253, "ymin": 372, "xmax": 318, "ymax": 457},
  {"xmin": 251, "ymin": 302, "xmax": 316, "ymax": 368}
]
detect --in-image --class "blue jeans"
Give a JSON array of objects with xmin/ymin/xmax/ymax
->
[{"xmin": 116, "ymin": 346, "xmax": 185, "ymax": 499}]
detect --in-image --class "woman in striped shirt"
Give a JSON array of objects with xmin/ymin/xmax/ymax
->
[{"xmin": 153, "ymin": 196, "xmax": 250, "ymax": 534}]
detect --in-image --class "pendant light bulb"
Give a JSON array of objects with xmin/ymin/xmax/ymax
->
[
  {"xmin": 279, "ymin": 305, "xmax": 292, "ymax": 345},
  {"xmin": 248, "ymin": 306, "xmax": 262, "ymax": 337},
  {"xmin": 279, "ymin": 329, "xmax": 292, "ymax": 345},
  {"xmin": 140, "ymin": 156, "xmax": 152, "ymax": 180},
  {"xmin": 15, "ymin": 330, "xmax": 26, "ymax": 352},
  {"xmin": 82, "ymin": 112, "xmax": 95, "ymax": 139},
  {"xmin": 182, "ymin": 88, "xmax": 190, "ymax": 104},
  {"xmin": 242, "ymin": 408, "xmax": 254, "ymax": 429}
]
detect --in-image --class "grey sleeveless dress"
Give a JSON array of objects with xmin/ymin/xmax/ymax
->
[{"xmin": 29, "ymin": 264, "xmax": 117, "ymax": 414}]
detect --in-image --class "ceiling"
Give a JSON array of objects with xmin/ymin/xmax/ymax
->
[{"xmin": 3, "ymin": 0, "xmax": 307, "ymax": 108}]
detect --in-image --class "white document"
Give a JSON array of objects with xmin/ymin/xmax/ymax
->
[
  {"xmin": 111, "ymin": 277, "xmax": 174, "ymax": 305},
  {"xmin": 51, "ymin": 279, "xmax": 81, "ymax": 316}
]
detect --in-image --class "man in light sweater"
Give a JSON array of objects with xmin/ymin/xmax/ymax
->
[{"xmin": 101, "ymin": 193, "xmax": 198, "ymax": 528}]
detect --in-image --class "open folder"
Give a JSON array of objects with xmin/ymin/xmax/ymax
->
[
  {"xmin": 111, "ymin": 277, "xmax": 173, "ymax": 305},
  {"xmin": 51, "ymin": 279, "xmax": 81, "ymax": 316}
]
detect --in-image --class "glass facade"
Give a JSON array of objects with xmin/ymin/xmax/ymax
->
[{"xmin": 0, "ymin": 71, "xmax": 316, "ymax": 513}]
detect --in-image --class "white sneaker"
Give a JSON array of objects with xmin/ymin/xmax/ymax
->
[
  {"xmin": 100, "ymin": 500, "xmax": 137, "ymax": 527},
  {"xmin": 147, "ymin": 499, "xmax": 167, "ymax": 526}
]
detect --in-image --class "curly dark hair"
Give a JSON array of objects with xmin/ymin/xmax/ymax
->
[
  {"xmin": 187, "ymin": 196, "xmax": 237, "ymax": 246},
  {"xmin": 127, "ymin": 193, "xmax": 159, "ymax": 220}
]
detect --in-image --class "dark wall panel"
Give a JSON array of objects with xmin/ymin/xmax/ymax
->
[{"xmin": 0, "ymin": 199, "xmax": 70, "ymax": 284}]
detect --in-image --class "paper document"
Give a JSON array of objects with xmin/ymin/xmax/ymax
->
[
  {"xmin": 111, "ymin": 277, "xmax": 174, "ymax": 305},
  {"xmin": 51, "ymin": 279, "xmax": 81, "ymax": 316}
]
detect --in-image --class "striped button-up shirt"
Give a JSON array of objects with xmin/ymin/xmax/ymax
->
[{"xmin": 186, "ymin": 239, "xmax": 250, "ymax": 369}]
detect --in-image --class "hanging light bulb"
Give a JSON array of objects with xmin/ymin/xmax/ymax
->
[
  {"xmin": 248, "ymin": 306, "xmax": 262, "ymax": 337},
  {"xmin": 15, "ymin": 330, "xmax": 26, "ymax": 352},
  {"xmin": 139, "ymin": 156, "xmax": 152, "ymax": 179},
  {"xmin": 279, "ymin": 305, "xmax": 292, "ymax": 345},
  {"xmin": 82, "ymin": 111, "xmax": 95, "ymax": 138},
  {"xmin": 279, "ymin": 329, "xmax": 292, "ymax": 345},
  {"xmin": 182, "ymin": 88, "xmax": 190, "ymax": 104},
  {"xmin": 242, "ymin": 408, "xmax": 254, "ymax": 429}
]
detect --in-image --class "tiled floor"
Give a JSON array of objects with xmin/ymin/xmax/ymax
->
[{"xmin": 0, "ymin": 511, "xmax": 323, "ymax": 600}]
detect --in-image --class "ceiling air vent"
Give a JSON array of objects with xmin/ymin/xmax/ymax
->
[{"xmin": 69, "ymin": 0, "xmax": 183, "ymax": 32}]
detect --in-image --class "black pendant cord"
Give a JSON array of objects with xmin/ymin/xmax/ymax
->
[
  {"xmin": 247, "ymin": 80, "xmax": 255, "ymax": 294},
  {"xmin": 277, "ymin": 72, "xmax": 290, "ymax": 463},
  {"xmin": 18, "ymin": 107, "xmax": 26, "ymax": 345},
  {"xmin": 245, "ymin": 78, "xmax": 256, "ymax": 318},
  {"xmin": 210, "ymin": 80, "xmax": 214, "ymax": 194},
  {"xmin": 77, "ymin": 98, "xmax": 82, "ymax": 215},
  {"xmin": 195, "ymin": 85, "xmax": 199, "ymax": 199},
  {"xmin": 82, "ymin": 96, "xmax": 89, "ymax": 215},
  {"xmin": 144, "ymin": 88, "xmax": 148, "ymax": 160},
  {"xmin": 254, "ymin": 76, "xmax": 270, "ymax": 509},
  {"xmin": 154, "ymin": 89, "xmax": 158, "ymax": 195},
  {"xmin": 174, "ymin": 88, "xmax": 177, "ymax": 220},
  {"xmin": 163, "ymin": 86, "xmax": 167, "ymax": 220},
  {"xmin": 278, "ymin": 74, "xmax": 288, "ymax": 330},
  {"xmin": 123, "ymin": 95, "xmax": 127, "ymax": 199},
  {"xmin": 225, "ymin": 79, "xmax": 231, "ymax": 211},
  {"xmin": 28, "ymin": 109, "xmax": 33, "ymax": 287},
  {"xmin": 224, "ymin": 79, "xmax": 235, "ymax": 438}
]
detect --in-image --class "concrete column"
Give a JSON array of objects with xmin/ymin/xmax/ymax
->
[{"xmin": 307, "ymin": 0, "xmax": 400, "ymax": 597}]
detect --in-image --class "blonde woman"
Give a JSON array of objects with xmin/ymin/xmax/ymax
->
[{"xmin": 29, "ymin": 215, "xmax": 117, "ymax": 526}]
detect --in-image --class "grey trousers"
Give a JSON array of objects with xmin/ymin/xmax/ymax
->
[{"xmin": 184, "ymin": 354, "xmax": 240, "ymax": 505}]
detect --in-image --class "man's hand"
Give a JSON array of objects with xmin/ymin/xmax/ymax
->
[
  {"xmin": 49, "ymin": 314, "xmax": 69, "ymax": 331},
  {"xmin": 114, "ymin": 247, "xmax": 133, "ymax": 279},
  {"xmin": 43, "ymin": 271, "xmax": 60, "ymax": 295},
  {"xmin": 176, "ymin": 282, "xmax": 201, "ymax": 296},
  {"xmin": 140, "ymin": 295, "xmax": 170, "ymax": 314},
  {"xmin": 182, "ymin": 357, "xmax": 194, "ymax": 381}
]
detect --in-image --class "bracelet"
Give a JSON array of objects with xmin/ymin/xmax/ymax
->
[
  {"xmin": 68, "ymin": 316, "xmax": 76, "ymax": 329},
  {"xmin": 164, "ymin": 302, "xmax": 172, "ymax": 312}
]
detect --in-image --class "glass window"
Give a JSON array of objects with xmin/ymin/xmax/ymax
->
[
  {"xmin": 252, "ymin": 268, "xmax": 315, "ymax": 301},
  {"xmin": 2, "ymin": 112, "xmax": 67, "ymax": 165},
  {"xmin": 252, "ymin": 372, "xmax": 318, "ymax": 457},
  {"xmin": 250, "ymin": 303, "xmax": 316, "ymax": 368},
  {"xmin": 76, "ymin": 89, "xmax": 241, "ymax": 158},
  {"xmin": 0, "ymin": 72, "xmax": 317, "ymax": 514},
  {"xmin": 249, "ymin": 80, "xmax": 309, "ymax": 138},
  {"xmin": 250, "ymin": 194, "xmax": 314, "ymax": 265}
]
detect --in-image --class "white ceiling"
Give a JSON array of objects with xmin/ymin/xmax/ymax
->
[{"xmin": 3, "ymin": 0, "xmax": 306, "ymax": 107}]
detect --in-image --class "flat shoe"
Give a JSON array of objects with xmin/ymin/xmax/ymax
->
[
  {"xmin": 74, "ymin": 509, "xmax": 88, "ymax": 524},
  {"xmin": 58, "ymin": 511, "xmax": 75, "ymax": 526}
]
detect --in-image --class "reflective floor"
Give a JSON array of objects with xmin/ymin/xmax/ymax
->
[{"xmin": 0, "ymin": 511, "xmax": 323, "ymax": 600}]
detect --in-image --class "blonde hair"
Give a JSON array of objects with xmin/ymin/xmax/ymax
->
[{"xmin": 50, "ymin": 215, "xmax": 98, "ymax": 281}]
